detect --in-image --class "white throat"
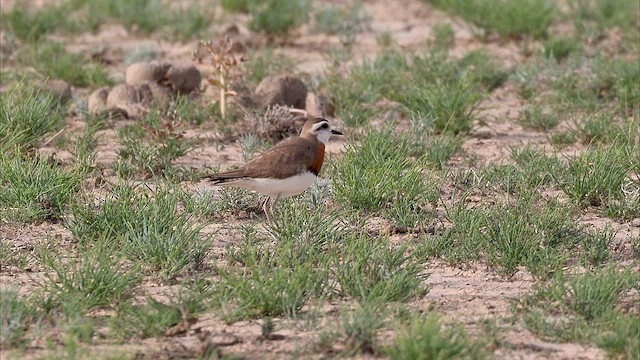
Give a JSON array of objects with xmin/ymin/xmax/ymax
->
[{"xmin": 315, "ymin": 130, "xmax": 332, "ymax": 144}]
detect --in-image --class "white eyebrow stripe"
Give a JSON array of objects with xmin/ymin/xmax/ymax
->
[{"xmin": 311, "ymin": 121, "xmax": 329, "ymax": 131}]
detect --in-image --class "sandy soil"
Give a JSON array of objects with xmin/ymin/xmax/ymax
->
[{"xmin": 1, "ymin": 0, "xmax": 636, "ymax": 359}]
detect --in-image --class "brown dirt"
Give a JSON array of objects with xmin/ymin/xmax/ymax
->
[{"xmin": 1, "ymin": 0, "xmax": 636, "ymax": 359}]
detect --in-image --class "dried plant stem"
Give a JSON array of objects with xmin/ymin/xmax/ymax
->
[
  {"xmin": 220, "ymin": 73, "xmax": 226, "ymax": 119},
  {"xmin": 192, "ymin": 38, "xmax": 245, "ymax": 121}
]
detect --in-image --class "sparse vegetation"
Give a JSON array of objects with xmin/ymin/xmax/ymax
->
[
  {"xmin": 314, "ymin": 4, "xmax": 368, "ymax": 35},
  {"xmin": 569, "ymin": 0, "xmax": 640, "ymax": 46},
  {"xmin": 68, "ymin": 185, "xmax": 209, "ymax": 281},
  {"xmin": 431, "ymin": 22, "xmax": 455, "ymax": 48},
  {"xmin": 518, "ymin": 104, "xmax": 558, "ymax": 131},
  {"xmin": 1, "ymin": 289, "xmax": 36, "ymax": 348},
  {"xmin": 38, "ymin": 242, "xmax": 141, "ymax": 311},
  {"xmin": 245, "ymin": 48, "xmax": 296, "ymax": 85},
  {"xmin": 249, "ymin": 0, "xmax": 312, "ymax": 36},
  {"xmin": 386, "ymin": 313, "xmax": 486, "ymax": 359},
  {"xmin": 0, "ymin": 85, "xmax": 64, "ymax": 152},
  {"xmin": 423, "ymin": 0, "xmax": 556, "ymax": 39},
  {"xmin": 562, "ymin": 146, "xmax": 632, "ymax": 209},
  {"xmin": 1, "ymin": 0, "xmax": 638, "ymax": 358},
  {"xmin": 515, "ymin": 267, "xmax": 639, "ymax": 358},
  {"xmin": 19, "ymin": 41, "xmax": 113, "ymax": 88},
  {"xmin": 542, "ymin": 36, "xmax": 581, "ymax": 61},
  {"xmin": 322, "ymin": 48, "xmax": 503, "ymax": 132},
  {"xmin": 0, "ymin": 154, "xmax": 87, "ymax": 223},
  {"xmin": 2, "ymin": 1, "xmax": 73, "ymax": 42},
  {"xmin": 332, "ymin": 128, "xmax": 431, "ymax": 214},
  {"xmin": 332, "ymin": 234, "xmax": 428, "ymax": 302},
  {"xmin": 322, "ymin": 58, "xmax": 383, "ymax": 127},
  {"xmin": 338, "ymin": 303, "xmax": 386, "ymax": 355},
  {"xmin": 114, "ymin": 106, "xmax": 198, "ymax": 179},
  {"xmin": 2, "ymin": 0, "xmax": 214, "ymax": 46}
]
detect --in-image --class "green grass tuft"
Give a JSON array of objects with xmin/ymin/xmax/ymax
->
[
  {"xmin": 431, "ymin": 22, "xmax": 455, "ymax": 49},
  {"xmin": 386, "ymin": 50, "xmax": 494, "ymax": 134},
  {"xmin": 332, "ymin": 235, "xmax": 428, "ymax": 303},
  {"xmin": 266, "ymin": 202, "xmax": 345, "ymax": 266},
  {"xmin": 84, "ymin": 0, "xmax": 167, "ymax": 34},
  {"xmin": 166, "ymin": 5, "xmax": 215, "ymax": 41},
  {"xmin": 249, "ymin": 0, "xmax": 311, "ymax": 36},
  {"xmin": 568, "ymin": 0, "xmax": 639, "ymax": 46},
  {"xmin": 542, "ymin": 37, "xmax": 581, "ymax": 62},
  {"xmin": 215, "ymin": 207, "xmax": 334, "ymax": 322},
  {"xmin": 0, "ymin": 289, "xmax": 37, "ymax": 348},
  {"xmin": 38, "ymin": 243, "xmax": 141, "ymax": 311},
  {"xmin": 423, "ymin": 193, "xmax": 581, "ymax": 278},
  {"xmin": 423, "ymin": 0, "xmax": 556, "ymax": 39},
  {"xmin": 0, "ymin": 85, "xmax": 63, "ymax": 153},
  {"xmin": 19, "ymin": 41, "xmax": 113, "ymax": 88},
  {"xmin": 214, "ymin": 259, "xmax": 324, "ymax": 322},
  {"xmin": 562, "ymin": 146, "xmax": 631, "ymax": 208},
  {"xmin": 110, "ymin": 280, "xmax": 211, "ymax": 339},
  {"xmin": 516, "ymin": 266, "xmax": 638, "ymax": 358},
  {"xmin": 114, "ymin": 107, "xmax": 198, "ymax": 179},
  {"xmin": 332, "ymin": 128, "xmax": 429, "ymax": 213},
  {"xmin": 221, "ymin": 0, "xmax": 252, "ymax": 13},
  {"xmin": 0, "ymin": 154, "xmax": 86, "ymax": 223},
  {"xmin": 2, "ymin": 1, "xmax": 72, "ymax": 41},
  {"xmin": 322, "ymin": 48, "xmax": 503, "ymax": 131},
  {"xmin": 518, "ymin": 104, "xmax": 559, "ymax": 131},
  {"xmin": 68, "ymin": 185, "xmax": 209, "ymax": 281},
  {"xmin": 386, "ymin": 313, "xmax": 486, "ymax": 360},
  {"xmin": 322, "ymin": 61, "xmax": 382, "ymax": 127},
  {"xmin": 245, "ymin": 49, "xmax": 296, "ymax": 85},
  {"xmin": 313, "ymin": 4, "xmax": 368, "ymax": 35},
  {"xmin": 338, "ymin": 303, "xmax": 386, "ymax": 355}
]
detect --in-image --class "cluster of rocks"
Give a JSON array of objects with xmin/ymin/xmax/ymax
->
[
  {"xmin": 88, "ymin": 62, "xmax": 201, "ymax": 118},
  {"xmin": 86, "ymin": 60, "xmax": 334, "ymax": 122}
]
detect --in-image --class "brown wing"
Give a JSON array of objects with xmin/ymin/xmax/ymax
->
[{"xmin": 241, "ymin": 137, "xmax": 324, "ymax": 179}]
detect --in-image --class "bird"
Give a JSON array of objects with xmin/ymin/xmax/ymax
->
[{"xmin": 207, "ymin": 117, "xmax": 343, "ymax": 222}]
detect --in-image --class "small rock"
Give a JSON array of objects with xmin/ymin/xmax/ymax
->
[
  {"xmin": 135, "ymin": 82, "xmax": 156, "ymax": 107},
  {"xmin": 88, "ymin": 87, "xmax": 110, "ymax": 114},
  {"xmin": 106, "ymin": 83, "xmax": 139, "ymax": 107},
  {"xmin": 305, "ymin": 92, "xmax": 335, "ymax": 117},
  {"xmin": 221, "ymin": 24, "xmax": 253, "ymax": 52},
  {"xmin": 255, "ymin": 75, "xmax": 307, "ymax": 109},
  {"xmin": 221, "ymin": 23, "xmax": 245, "ymax": 37},
  {"xmin": 117, "ymin": 104, "xmax": 146, "ymax": 119},
  {"xmin": 165, "ymin": 63, "xmax": 201, "ymax": 94},
  {"xmin": 229, "ymin": 80, "xmax": 257, "ymax": 108},
  {"xmin": 106, "ymin": 106, "xmax": 130, "ymax": 119},
  {"xmin": 145, "ymin": 82, "xmax": 173, "ymax": 108},
  {"xmin": 125, "ymin": 62, "xmax": 170, "ymax": 85}
]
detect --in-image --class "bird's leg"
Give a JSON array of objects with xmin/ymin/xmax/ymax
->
[
  {"xmin": 262, "ymin": 196, "xmax": 272, "ymax": 223},
  {"xmin": 270, "ymin": 194, "xmax": 281, "ymax": 222}
]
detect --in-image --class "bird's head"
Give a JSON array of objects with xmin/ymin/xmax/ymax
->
[{"xmin": 302, "ymin": 117, "xmax": 343, "ymax": 144}]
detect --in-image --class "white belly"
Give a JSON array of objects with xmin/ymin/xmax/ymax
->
[{"xmin": 227, "ymin": 172, "xmax": 317, "ymax": 198}]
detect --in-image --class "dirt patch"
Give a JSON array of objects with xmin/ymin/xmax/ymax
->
[{"xmin": 1, "ymin": 0, "xmax": 637, "ymax": 359}]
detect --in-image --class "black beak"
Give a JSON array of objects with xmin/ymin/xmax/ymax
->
[{"xmin": 331, "ymin": 129, "xmax": 344, "ymax": 135}]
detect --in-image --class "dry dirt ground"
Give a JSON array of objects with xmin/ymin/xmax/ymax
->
[{"xmin": 1, "ymin": 0, "xmax": 638, "ymax": 359}]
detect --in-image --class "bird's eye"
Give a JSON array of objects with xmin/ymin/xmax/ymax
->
[{"xmin": 319, "ymin": 123, "xmax": 329, "ymax": 130}]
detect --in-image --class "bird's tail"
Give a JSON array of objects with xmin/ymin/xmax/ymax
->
[{"xmin": 206, "ymin": 172, "xmax": 248, "ymax": 186}]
